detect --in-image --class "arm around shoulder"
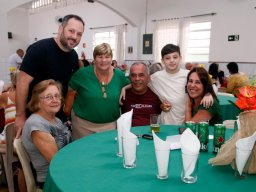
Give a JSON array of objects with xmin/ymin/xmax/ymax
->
[
  {"xmin": 63, "ymin": 88, "xmax": 76, "ymax": 116},
  {"xmin": 15, "ymin": 71, "xmax": 33, "ymax": 138}
]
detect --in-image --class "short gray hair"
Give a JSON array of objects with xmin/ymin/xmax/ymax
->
[{"xmin": 129, "ymin": 62, "xmax": 149, "ymax": 75}]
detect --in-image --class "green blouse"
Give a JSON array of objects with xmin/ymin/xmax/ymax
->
[
  {"xmin": 69, "ymin": 65, "xmax": 130, "ymax": 123},
  {"xmin": 193, "ymin": 99, "xmax": 223, "ymax": 125}
]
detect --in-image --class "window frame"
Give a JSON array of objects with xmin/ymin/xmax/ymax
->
[{"xmin": 92, "ymin": 28, "xmax": 116, "ymax": 59}]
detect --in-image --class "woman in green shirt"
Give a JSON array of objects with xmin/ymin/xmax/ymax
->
[
  {"xmin": 65, "ymin": 43, "xmax": 129, "ymax": 140},
  {"xmin": 185, "ymin": 67, "xmax": 222, "ymax": 125}
]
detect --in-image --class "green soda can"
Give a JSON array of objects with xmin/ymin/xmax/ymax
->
[
  {"xmin": 213, "ymin": 124, "xmax": 226, "ymax": 154},
  {"xmin": 198, "ymin": 121, "xmax": 209, "ymax": 152},
  {"xmin": 185, "ymin": 121, "xmax": 196, "ymax": 134}
]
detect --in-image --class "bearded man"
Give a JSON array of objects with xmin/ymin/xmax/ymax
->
[{"xmin": 15, "ymin": 14, "xmax": 85, "ymax": 137}]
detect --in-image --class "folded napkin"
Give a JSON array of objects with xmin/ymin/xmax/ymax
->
[
  {"xmin": 180, "ymin": 129, "xmax": 200, "ymax": 177},
  {"xmin": 236, "ymin": 117, "xmax": 241, "ymax": 130},
  {"xmin": 235, "ymin": 131, "xmax": 256, "ymax": 175},
  {"xmin": 116, "ymin": 109, "xmax": 133, "ymax": 156},
  {"xmin": 152, "ymin": 131, "xmax": 170, "ymax": 178},
  {"xmin": 166, "ymin": 135, "xmax": 181, "ymax": 150},
  {"xmin": 122, "ymin": 130, "xmax": 138, "ymax": 167}
]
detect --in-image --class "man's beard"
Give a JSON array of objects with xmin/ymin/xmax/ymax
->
[{"xmin": 60, "ymin": 32, "xmax": 75, "ymax": 51}]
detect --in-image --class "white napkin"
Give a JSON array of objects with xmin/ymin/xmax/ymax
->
[
  {"xmin": 166, "ymin": 135, "xmax": 181, "ymax": 150},
  {"xmin": 235, "ymin": 131, "xmax": 256, "ymax": 175},
  {"xmin": 152, "ymin": 131, "xmax": 170, "ymax": 177},
  {"xmin": 180, "ymin": 129, "xmax": 200, "ymax": 177},
  {"xmin": 236, "ymin": 116, "xmax": 241, "ymax": 130},
  {"xmin": 122, "ymin": 130, "xmax": 138, "ymax": 166},
  {"xmin": 0, "ymin": 80, "xmax": 4, "ymax": 95},
  {"xmin": 116, "ymin": 109, "xmax": 133, "ymax": 156}
]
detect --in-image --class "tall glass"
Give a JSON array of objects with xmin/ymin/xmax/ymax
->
[
  {"xmin": 150, "ymin": 114, "xmax": 160, "ymax": 133},
  {"xmin": 181, "ymin": 152, "xmax": 199, "ymax": 184}
]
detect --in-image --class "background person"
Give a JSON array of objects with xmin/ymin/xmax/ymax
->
[
  {"xmin": 226, "ymin": 62, "xmax": 249, "ymax": 96},
  {"xmin": 149, "ymin": 62, "xmax": 163, "ymax": 75},
  {"xmin": 79, "ymin": 51, "xmax": 90, "ymax": 67},
  {"xmin": 22, "ymin": 79, "xmax": 71, "ymax": 189},
  {"xmin": 185, "ymin": 67, "xmax": 222, "ymax": 125},
  {"xmin": 15, "ymin": 14, "xmax": 84, "ymax": 138},
  {"xmin": 208, "ymin": 62, "xmax": 225, "ymax": 87},
  {"xmin": 0, "ymin": 70, "xmax": 19, "ymax": 141},
  {"xmin": 111, "ymin": 60, "xmax": 118, "ymax": 68},
  {"xmin": 121, "ymin": 62, "xmax": 161, "ymax": 126},
  {"xmin": 7, "ymin": 49, "xmax": 24, "ymax": 69},
  {"xmin": 185, "ymin": 62, "xmax": 198, "ymax": 71},
  {"xmin": 65, "ymin": 43, "xmax": 129, "ymax": 140},
  {"xmin": 0, "ymin": 70, "xmax": 26, "ymax": 191}
]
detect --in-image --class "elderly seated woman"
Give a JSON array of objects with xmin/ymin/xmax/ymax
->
[
  {"xmin": 185, "ymin": 67, "xmax": 223, "ymax": 125},
  {"xmin": 22, "ymin": 79, "xmax": 71, "ymax": 189}
]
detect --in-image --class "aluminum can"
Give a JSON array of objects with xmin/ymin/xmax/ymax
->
[
  {"xmin": 185, "ymin": 121, "xmax": 196, "ymax": 134},
  {"xmin": 213, "ymin": 124, "xmax": 226, "ymax": 154},
  {"xmin": 198, "ymin": 121, "xmax": 209, "ymax": 152}
]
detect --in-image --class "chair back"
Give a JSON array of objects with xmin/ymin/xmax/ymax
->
[
  {"xmin": 0, "ymin": 122, "xmax": 16, "ymax": 192},
  {"xmin": 13, "ymin": 138, "xmax": 38, "ymax": 192}
]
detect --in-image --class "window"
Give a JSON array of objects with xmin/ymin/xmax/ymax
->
[
  {"xmin": 185, "ymin": 21, "xmax": 211, "ymax": 62},
  {"xmin": 93, "ymin": 30, "xmax": 116, "ymax": 59},
  {"xmin": 154, "ymin": 20, "xmax": 212, "ymax": 63}
]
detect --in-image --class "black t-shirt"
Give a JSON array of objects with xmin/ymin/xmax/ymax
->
[{"xmin": 20, "ymin": 38, "xmax": 79, "ymax": 119}]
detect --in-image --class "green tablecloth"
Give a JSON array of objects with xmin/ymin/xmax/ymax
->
[
  {"xmin": 218, "ymin": 95, "xmax": 240, "ymax": 120},
  {"xmin": 44, "ymin": 125, "xmax": 255, "ymax": 192}
]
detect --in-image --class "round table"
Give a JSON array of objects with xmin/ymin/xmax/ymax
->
[
  {"xmin": 218, "ymin": 95, "xmax": 240, "ymax": 120},
  {"xmin": 44, "ymin": 125, "xmax": 254, "ymax": 192}
]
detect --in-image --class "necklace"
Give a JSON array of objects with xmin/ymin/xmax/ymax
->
[{"xmin": 94, "ymin": 68, "xmax": 110, "ymax": 99}]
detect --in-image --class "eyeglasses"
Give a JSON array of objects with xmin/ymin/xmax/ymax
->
[{"xmin": 40, "ymin": 94, "xmax": 62, "ymax": 101}]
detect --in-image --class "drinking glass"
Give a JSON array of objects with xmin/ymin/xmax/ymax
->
[
  {"xmin": 122, "ymin": 136, "xmax": 137, "ymax": 168},
  {"xmin": 181, "ymin": 152, "xmax": 199, "ymax": 183},
  {"xmin": 150, "ymin": 114, "xmax": 160, "ymax": 133},
  {"xmin": 155, "ymin": 149, "xmax": 170, "ymax": 179}
]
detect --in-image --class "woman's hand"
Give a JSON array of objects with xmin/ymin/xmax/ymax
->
[
  {"xmin": 200, "ymin": 93, "xmax": 213, "ymax": 108},
  {"xmin": 186, "ymin": 95, "xmax": 192, "ymax": 110},
  {"xmin": 185, "ymin": 94, "xmax": 193, "ymax": 121},
  {"xmin": 160, "ymin": 99, "xmax": 172, "ymax": 112},
  {"xmin": 119, "ymin": 84, "xmax": 132, "ymax": 105}
]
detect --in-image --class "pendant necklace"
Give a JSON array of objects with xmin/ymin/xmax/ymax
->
[{"xmin": 95, "ymin": 68, "xmax": 109, "ymax": 99}]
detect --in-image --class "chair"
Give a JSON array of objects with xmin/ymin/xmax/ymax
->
[
  {"xmin": 0, "ymin": 122, "xmax": 18, "ymax": 192},
  {"xmin": 223, "ymin": 120, "xmax": 236, "ymax": 129},
  {"xmin": 13, "ymin": 138, "xmax": 42, "ymax": 192}
]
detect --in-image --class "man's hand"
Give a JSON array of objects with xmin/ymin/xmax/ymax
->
[
  {"xmin": 15, "ymin": 114, "xmax": 26, "ymax": 138},
  {"xmin": 200, "ymin": 93, "xmax": 213, "ymax": 109},
  {"xmin": 160, "ymin": 99, "xmax": 172, "ymax": 112}
]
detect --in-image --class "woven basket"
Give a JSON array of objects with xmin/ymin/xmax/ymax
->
[{"xmin": 209, "ymin": 110, "xmax": 256, "ymax": 174}]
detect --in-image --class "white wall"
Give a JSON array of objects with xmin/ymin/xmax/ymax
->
[
  {"xmin": 141, "ymin": 0, "xmax": 256, "ymax": 63},
  {"xmin": 7, "ymin": 8, "xmax": 29, "ymax": 54},
  {"xmin": 1, "ymin": 0, "xmax": 256, "ymax": 84},
  {"xmin": 27, "ymin": 2, "xmax": 138, "ymax": 60}
]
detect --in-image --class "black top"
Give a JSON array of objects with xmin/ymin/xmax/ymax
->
[
  {"xmin": 20, "ymin": 38, "xmax": 79, "ymax": 120},
  {"xmin": 21, "ymin": 38, "xmax": 79, "ymax": 99}
]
